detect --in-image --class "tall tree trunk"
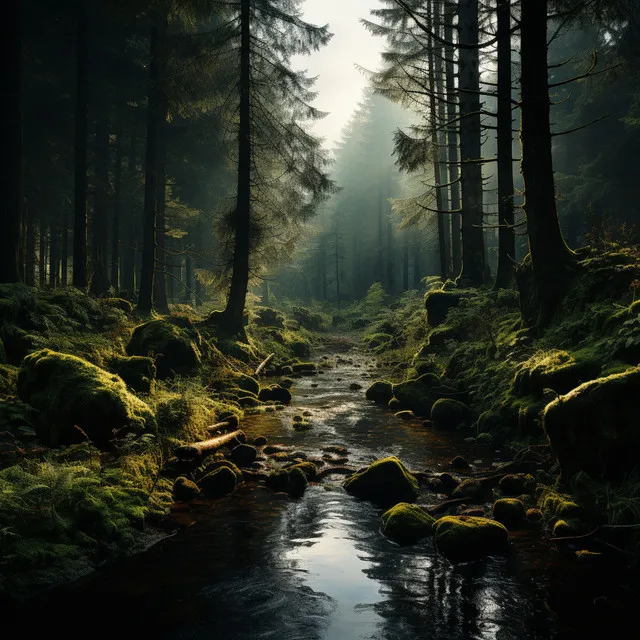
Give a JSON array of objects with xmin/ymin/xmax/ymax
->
[
  {"xmin": 335, "ymin": 229, "xmax": 341, "ymax": 307},
  {"xmin": 377, "ymin": 181, "xmax": 384, "ymax": 284},
  {"xmin": 111, "ymin": 130, "xmax": 124, "ymax": 290},
  {"xmin": 520, "ymin": 0, "xmax": 575, "ymax": 327},
  {"xmin": 0, "ymin": 0, "xmax": 23, "ymax": 283},
  {"xmin": 402, "ymin": 230, "xmax": 409, "ymax": 292},
  {"xmin": 493, "ymin": 0, "xmax": 516, "ymax": 289},
  {"xmin": 444, "ymin": 6, "xmax": 462, "ymax": 278},
  {"xmin": 386, "ymin": 216, "xmax": 394, "ymax": 293},
  {"xmin": 184, "ymin": 253, "xmax": 193, "ymax": 305},
  {"xmin": 138, "ymin": 17, "xmax": 167, "ymax": 313},
  {"xmin": 121, "ymin": 134, "xmax": 137, "ymax": 296},
  {"xmin": 61, "ymin": 208, "xmax": 69, "ymax": 286},
  {"xmin": 458, "ymin": 0, "xmax": 485, "ymax": 286},
  {"xmin": 49, "ymin": 221, "xmax": 59, "ymax": 287},
  {"xmin": 428, "ymin": 0, "xmax": 449, "ymax": 283},
  {"xmin": 217, "ymin": 0, "xmax": 251, "ymax": 335},
  {"xmin": 154, "ymin": 94, "xmax": 169, "ymax": 313},
  {"xmin": 91, "ymin": 103, "xmax": 111, "ymax": 295},
  {"xmin": 412, "ymin": 232, "xmax": 422, "ymax": 289},
  {"xmin": 25, "ymin": 204, "xmax": 36, "ymax": 286},
  {"xmin": 39, "ymin": 217, "xmax": 47, "ymax": 287},
  {"xmin": 73, "ymin": 3, "xmax": 88, "ymax": 289}
]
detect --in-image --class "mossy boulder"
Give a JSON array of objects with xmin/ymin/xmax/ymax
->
[
  {"xmin": 513, "ymin": 350, "xmax": 601, "ymax": 397},
  {"xmin": 199, "ymin": 466, "xmax": 237, "ymax": 499},
  {"xmin": 388, "ymin": 397, "xmax": 401, "ymax": 410},
  {"xmin": 395, "ymin": 410, "xmax": 414, "ymax": 420},
  {"xmin": 285, "ymin": 461, "xmax": 317, "ymax": 480},
  {"xmin": 290, "ymin": 340, "xmax": 311, "ymax": 358},
  {"xmin": 492, "ymin": 498, "xmax": 526, "ymax": 529},
  {"xmin": 238, "ymin": 395, "xmax": 261, "ymax": 408},
  {"xmin": 287, "ymin": 466, "xmax": 308, "ymax": 498},
  {"xmin": 107, "ymin": 355, "xmax": 156, "ymax": 393},
  {"xmin": 543, "ymin": 367, "xmax": 640, "ymax": 481},
  {"xmin": 17, "ymin": 349, "xmax": 156, "ymax": 448},
  {"xmin": 235, "ymin": 373, "xmax": 260, "ymax": 396},
  {"xmin": 499, "ymin": 473, "xmax": 536, "ymax": 496},
  {"xmin": 526, "ymin": 508, "xmax": 543, "ymax": 524},
  {"xmin": 258, "ymin": 384, "xmax": 292, "ymax": 404},
  {"xmin": 381, "ymin": 503, "xmax": 436, "ymax": 545},
  {"xmin": 126, "ymin": 317, "xmax": 203, "ymax": 379},
  {"xmin": 434, "ymin": 516, "xmax": 509, "ymax": 562},
  {"xmin": 424, "ymin": 290, "xmax": 463, "ymax": 327},
  {"xmin": 451, "ymin": 479, "xmax": 488, "ymax": 504},
  {"xmin": 343, "ymin": 456, "xmax": 419, "ymax": 507},
  {"xmin": 253, "ymin": 435, "xmax": 268, "ymax": 447},
  {"xmin": 365, "ymin": 380, "xmax": 394, "ymax": 405},
  {"xmin": 254, "ymin": 307, "xmax": 285, "ymax": 328},
  {"xmin": 230, "ymin": 443, "xmax": 257, "ymax": 467},
  {"xmin": 266, "ymin": 468, "xmax": 290, "ymax": 492},
  {"xmin": 431, "ymin": 398, "xmax": 471, "ymax": 429},
  {"xmin": 173, "ymin": 476, "xmax": 200, "ymax": 502},
  {"xmin": 392, "ymin": 374, "xmax": 446, "ymax": 416}
]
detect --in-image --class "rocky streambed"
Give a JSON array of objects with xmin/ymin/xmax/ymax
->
[{"xmin": 9, "ymin": 336, "xmax": 627, "ymax": 638}]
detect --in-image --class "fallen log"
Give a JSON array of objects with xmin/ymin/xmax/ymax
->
[
  {"xmin": 255, "ymin": 353, "xmax": 275, "ymax": 376},
  {"xmin": 175, "ymin": 430, "xmax": 245, "ymax": 460},
  {"xmin": 206, "ymin": 421, "xmax": 231, "ymax": 435}
]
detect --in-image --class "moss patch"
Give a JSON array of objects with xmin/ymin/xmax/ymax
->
[
  {"xmin": 434, "ymin": 516, "xmax": 509, "ymax": 562},
  {"xmin": 381, "ymin": 502, "xmax": 435, "ymax": 545}
]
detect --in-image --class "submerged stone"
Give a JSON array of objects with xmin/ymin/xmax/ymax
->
[
  {"xmin": 381, "ymin": 503, "xmax": 436, "ymax": 545},
  {"xmin": 434, "ymin": 516, "xmax": 509, "ymax": 562},
  {"xmin": 343, "ymin": 456, "xmax": 419, "ymax": 507}
]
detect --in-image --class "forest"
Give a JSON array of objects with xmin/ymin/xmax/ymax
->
[{"xmin": 2, "ymin": 0, "xmax": 640, "ymax": 637}]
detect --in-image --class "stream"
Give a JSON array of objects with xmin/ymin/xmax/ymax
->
[{"xmin": 13, "ymin": 337, "xmax": 595, "ymax": 638}]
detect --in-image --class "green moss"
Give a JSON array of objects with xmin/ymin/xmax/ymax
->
[
  {"xmin": 107, "ymin": 354, "xmax": 156, "ymax": 393},
  {"xmin": 17, "ymin": 349, "xmax": 156, "ymax": 448},
  {"xmin": 395, "ymin": 410, "xmax": 414, "ymax": 420},
  {"xmin": 343, "ymin": 456, "xmax": 419, "ymax": 507},
  {"xmin": 286, "ymin": 461, "xmax": 317, "ymax": 480},
  {"xmin": 235, "ymin": 373, "xmax": 260, "ymax": 396},
  {"xmin": 451, "ymin": 479, "xmax": 488, "ymax": 504},
  {"xmin": 381, "ymin": 502, "xmax": 435, "ymax": 545},
  {"xmin": 258, "ymin": 384, "xmax": 292, "ymax": 404},
  {"xmin": 499, "ymin": 473, "xmax": 536, "ymax": 496},
  {"xmin": 0, "ymin": 364, "xmax": 18, "ymax": 397},
  {"xmin": 173, "ymin": 476, "xmax": 200, "ymax": 501},
  {"xmin": 392, "ymin": 374, "xmax": 446, "ymax": 417},
  {"xmin": 434, "ymin": 516, "xmax": 509, "ymax": 562}
]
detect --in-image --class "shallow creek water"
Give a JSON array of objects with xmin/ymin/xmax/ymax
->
[{"xmin": 17, "ymin": 339, "xmax": 578, "ymax": 638}]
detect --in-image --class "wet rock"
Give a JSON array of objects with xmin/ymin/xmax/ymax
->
[
  {"xmin": 287, "ymin": 466, "xmax": 308, "ymax": 498},
  {"xmin": 343, "ymin": 456, "xmax": 419, "ymax": 507},
  {"xmin": 293, "ymin": 420, "xmax": 312, "ymax": 431},
  {"xmin": 266, "ymin": 469, "xmax": 289, "ymax": 492},
  {"xmin": 303, "ymin": 411, "xmax": 313, "ymax": 416},
  {"xmin": 200, "ymin": 466, "xmax": 237, "ymax": 499},
  {"xmin": 526, "ymin": 508, "xmax": 543, "ymax": 524},
  {"xmin": 431, "ymin": 398, "xmax": 472, "ymax": 429},
  {"xmin": 424, "ymin": 290, "xmax": 463, "ymax": 327},
  {"xmin": 252, "ymin": 436, "xmax": 268, "ymax": 447},
  {"xmin": 126, "ymin": 317, "xmax": 203, "ymax": 379},
  {"xmin": 543, "ymin": 367, "xmax": 640, "ymax": 481},
  {"xmin": 439, "ymin": 473, "xmax": 460, "ymax": 494},
  {"xmin": 365, "ymin": 380, "xmax": 394, "ymax": 405},
  {"xmin": 434, "ymin": 516, "xmax": 509, "ymax": 562},
  {"xmin": 291, "ymin": 340, "xmax": 311, "ymax": 358},
  {"xmin": 322, "ymin": 445, "xmax": 347, "ymax": 455},
  {"xmin": 173, "ymin": 476, "xmax": 200, "ymax": 502},
  {"xmin": 280, "ymin": 365, "xmax": 294, "ymax": 375},
  {"xmin": 499, "ymin": 473, "xmax": 536, "ymax": 496},
  {"xmin": 17, "ymin": 348, "xmax": 156, "ymax": 448},
  {"xmin": 230, "ymin": 444, "xmax": 257, "ymax": 467},
  {"xmin": 459, "ymin": 508, "xmax": 485, "ymax": 517},
  {"xmin": 381, "ymin": 503, "xmax": 436, "ymax": 545},
  {"xmin": 492, "ymin": 498, "xmax": 526, "ymax": 529},
  {"xmin": 349, "ymin": 383, "xmax": 363, "ymax": 391},
  {"xmin": 284, "ymin": 461, "xmax": 317, "ymax": 480},
  {"xmin": 553, "ymin": 519, "xmax": 586, "ymax": 537},
  {"xmin": 264, "ymin": 444, "xmax": 289, "ymax": 454},
  {"xmin": 392, "ymin": 374, "xmax": 449, "ymax": 417},
  {"xmin": 395, "ymin": 410, "xmax": 414, "ymax": 420},
  {"xmin": 280, "ymin": 377, "xmax": 294, "ymax": 389},
  {"xmin": 292, "ymin": 362, "xmax": 316, "ymax": 373},
  {"xmin": 475, "ymin": 432, "xmax": 494, "ymax": 445},
  {"xmin": 450, "ymin": 456, "xmax": 470, "ymax": 470},
  {"xmin": 258, "ymin": 384, "xmax": 292, "ymax": 404},
  {"xmin": 238, "ymin": 395, "xmax": 261, "ymax": 408},
  {"xmin": 451, "ymin": 479, "xmax": 488, "ymax": 504}
]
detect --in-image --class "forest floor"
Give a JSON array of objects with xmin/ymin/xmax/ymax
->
[{"xmin": 2, "ymin": 244, "xmax": 640, "ymax": 605}]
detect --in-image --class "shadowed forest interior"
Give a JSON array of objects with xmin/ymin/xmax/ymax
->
[{"xmin": 1, "ymin": 1, "xmax": 640, "ymax": 637}]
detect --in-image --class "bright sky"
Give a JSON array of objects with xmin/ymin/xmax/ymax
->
[{"xmin": 293, "ymin": 0, "xmax": 385, "ymax": 151}]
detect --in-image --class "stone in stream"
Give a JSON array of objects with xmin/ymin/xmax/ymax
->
[
  {"xmin": 343, "ymin": 456, "xmax": 419, "ymax": 507},
  {"xmin": 438, "ymin": 473, "xmax": 460, "ymax": 494},
  {"xmin": 258, "ymin": 384, "xmax": 292, "ymax": 404},
  {"xmin": 365, "ymin": 380, "xmax": 394, "ymax": 405},
  {"xmin": 266, "ymin": 469, "xmax": 290, "ymax": 492},
  {"xmin": 450, "ymin": 455, "xmax": 470, "ymax": 470},
  {"xmin": 284, "ymin": 461, "xmax": 317, "ymax": 480},
  {"xmin": 172, "ymin": 476, "xmax": 200, "ymax": 502},
  {"xmin": 434, "ymin": 516, "xmax": 509, "ymax": 562},
  {"xmin": 349, "ymin": 382, "xmax": 362, "ymax": 390},
  {"xmin": 431, "ymin": 398, "xmax": 472, "ymax": 429},
  {"xmin": 492, "ymin": 498, "xmax": 526, "ymax": 529},
  {"xmin": 451, "ymin": 479, "xmax": 489, "ymax": 504},
  {"xmin": 199, "ymin": 466, "xmax": 238, "ymax": 499},
  {"xmin": 230, "ymin": 444, "xmax": 257, "ymax": 467},
  {"xmin": 395, "ymin": 410, "xmax": 414, "ymax": 420},
  {"xmin": 499, "ymin": 473, "xmax": 536, "ymax": 496},
  {"xmin": 287, "ymin": 467, "xmax": 309, "ymax": 498},
  {"xmin": 252, "ymin": 435, "xmax": 268, "ymax": 447},
  {"xmin": 381, "ymin": 503, "xmax": 436, "ymax": 546},
  {"xmin": 264, "ymin": 444, "xmax": 289, "ymax": 454}
]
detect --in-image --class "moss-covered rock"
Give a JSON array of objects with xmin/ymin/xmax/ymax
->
[
  {"xmin": 199, "ymin": 466, "xmax": 237, "ymax": 499},
  {"xmin": 254, "ymin": 307, "xmax": 285, "ymax": 328},
  {"xmin": 126, "ymin": 317, "xmax": 204, "ymax": 379},
  {"xmin": 258, "ymin": 384, "xmax": 292, "ymax": 404},
  {"xmin": 365, "ymin": 380, "xmax": 394, "ymax": 404},
  {"xmin": 253, "ymin": 435, "xmax": 268, "ymax": 447},
  {"xmin": 381, "ymin": 502, "xmax": 436, "ymax": 545},
  {"xmin": 173, "ymin": 476, "xmax": 200, "ymax": 502},
  {"xmin": 492, "ymin": 498, "xmax": 526, "ymax": 529},
  {"xmin": 107, "ymin": 355, "xmax": 156, "ymax": 393},
  {"xmin": 388, "ymin": 397, "xmax": 401, "ymax": 410},
  {"xmin": 230, "ymin": 443, "xmax": 257, "ymax": 467},
  {"xmin": 395, "ymin": 410, "xmax": 414, "ymax": 420},
  {"xmin": 266, "ymin": 468, "xmax": 290, "ymax": 492},
  {"xmin": 18, "ymin": 349, "xmax": 156, "ymax": 448},
  {"xmin": 543, "ymin": 367, "xmax": 640, "ymax": 481},
  {"xmin": 499, "ymin": 473, "xmax": 536, "ymax": 496},
  {"xmin": 450, "ymin": 456, "xmax": 470, "ymax": 470},
  {"xmin": 343, "ymin": 456, "xmax": 419, "ymax": 507},
  {"xmin": 287, "ymin": 466, "xmax": 308, "ymax": 498},
  {"xmin": 235, "ymin": 373, "xmax": 260, "ymax": 396},
  {"xmin": 290, "ymin": 340, "xmax": 311, "ymax": 358},
  {"xmin": 431, "ymin": 398, "xmax": 471, "ymax": 429},
  {"xmin": 424, "ymin": 290, "xmax": 463, "ymax": 327},
  {"xmin": 513, "ymin": 350, "xmax": 601, "ymax": 397},
  {"xmin": 392, "ymin": 374, "xmax": 445, "ymax": 416},
  {"xmin": 0, "ymin": 337, "xmax": 6, "ymax": 365},
  {"xmin": 285, "ymin": 461, "xmax": 317, "ymax": 480},
  {"xmin": 526, "ymin": 508, "xmax": 543, "ymax": 524},
  {"xmin": 238, "ymin": 395, "xmax": 261, "ymax": 408},
  {"xmin": 434, "ymin": 516, "xmax": 509, "ymax": 562},
  {"xmin": 451, "ymin": 479, "xmax": 488, "ymax": 504}
]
